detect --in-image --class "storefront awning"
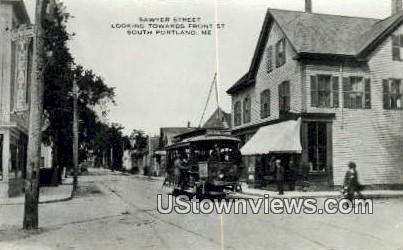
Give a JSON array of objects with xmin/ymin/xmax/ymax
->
[{"xmin": 240, "ymin": 118, "xmax": 302, "ymax": 155}]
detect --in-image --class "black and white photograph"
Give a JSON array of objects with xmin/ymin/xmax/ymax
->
[{"xmin": 1, "ymin": 0, "xmax": 403, "ymax": 249}]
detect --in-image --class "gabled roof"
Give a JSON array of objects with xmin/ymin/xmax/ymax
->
[
  {"xmin": 269, "ymin": 9, "xmax": 379, "ymax": 56},
  {"xmin": 160, "ymin": 127, "xmax": 196, "ymax": 134},
  {"xmin": 202, "ymin": 107, "xmax": 231, "ymax": 129},
  {"xmin": 227, "ymin": 8, "xmax": 403, "ymax": 95}
]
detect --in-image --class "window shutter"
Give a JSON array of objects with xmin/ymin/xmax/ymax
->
[
  {"xmin": 260, "ymin": 92, "xmax": 265, "ymax": 118},
  {"xmin": 393, "ymin": 48, "xmax": 401, "ymax": 61},
  {"xmin": 392, "ymin": 35, "xmax": 399, "ymax": 46},
  {"xmin": 267, "ymin": 46, "xmax": 273, "ymax": 73},
  {"xmin": 392, "ymin": 35, "xmax": 401, "ymax": 61},
  {"xmin": 383, "ymin": 79, "xmax": 390, "ymax": 109},
  {"xmin": 285, "ymin": 81, "xmax": 290, "ymax": 111},
  {"xmin": 332, "ymin": 76, "xmax": 339, "ymax": 108},
  {"xmin": 282, "ymin": 39, "xmax": 286, "ymax": 65},
  {"xmin": 343, "ymin": 77, "xmax": 351, "ymax": 108},
  {"xmin": 242, "ymin": 98, "xmax": 248, "ymax": 123},
  {"xmin": 364, "ymin": 78, "xmax": 371, "ymax": 109},
  {"xmin": 267, "ymin": 90, "xmax": 271, "ymax": 116},
  {"xmin": 275, "ymin": 42, "xmax": 280, "ymax": 67},
  {"xmin": 310, "ymin": 76, "xmax": 318, "ymax": 107}
]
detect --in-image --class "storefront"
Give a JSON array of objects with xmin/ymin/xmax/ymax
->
[
  {"xmin": 0, "ymin": 0, "xmax": 31, "ymax": 198},
  {"xmin": 238, "ymin": 116, "xmax": 335, "ymax": 190}
]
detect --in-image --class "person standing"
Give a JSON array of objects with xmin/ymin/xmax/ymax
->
[
  {"xmin": 343, "ymin": 161, "xmax": 363, "ymax": 201},
  {"xmin": 275, "ymin": 159, "xmax": 285, "ymax": 195},
  {"xmin": 288, "ymin": 158, "xmax": 297, "ymax": 191},
  {"xmin": 173, "ymin": 157, "xmax": 182, "ymax": 187}
]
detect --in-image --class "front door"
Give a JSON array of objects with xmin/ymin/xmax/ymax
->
[{"xmin": 303, "ymin": 121, "xmax": 333, "ymax": 186}]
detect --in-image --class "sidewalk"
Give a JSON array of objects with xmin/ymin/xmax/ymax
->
[
  {"xmin": 0, "ymin": 179, "xmax": 73, "ymax": 205},
  {"xmin": 241, "ymin": 185, "xmax": 403, "ymax": 199}
]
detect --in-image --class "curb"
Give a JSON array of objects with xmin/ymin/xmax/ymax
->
[
  {"xmin": 241, "ymin": 191, "xmax": 403, "ymax": 199},
  {"xmin": 0, "ymin": 186, "xmax": 74, "ymax": 206}
]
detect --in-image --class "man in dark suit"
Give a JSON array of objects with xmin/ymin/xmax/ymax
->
[{"xmin": 275, "ymin": 159, "xmax": 285, "ymax": 195}]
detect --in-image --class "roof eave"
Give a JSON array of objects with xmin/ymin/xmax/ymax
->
[
  {"xmin": 295, "ymin": 52, "xmax": 359, "ymax": 61},
  {"xmin": 357, "ymin": 14, "xmax": 403, "ymax": 58},
  {"xmin": 226, "ymin": 79, "xmax": 255, "ymax": 95}
]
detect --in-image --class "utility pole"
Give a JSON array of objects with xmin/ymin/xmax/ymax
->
[
  {"xmin": 23, "ymin": 0, "xmax": 46, "ymax": 230},
  {"xmin": 72, "ymin": 78, "xmax": 79, "ymax": 193}
]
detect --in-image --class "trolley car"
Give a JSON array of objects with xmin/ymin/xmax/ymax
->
[{"xmin": 165, "ymin": 133, "xmax": 242, "ymax": 197}]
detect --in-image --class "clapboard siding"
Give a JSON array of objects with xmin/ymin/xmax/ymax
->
[
  {"xmin": 230, "ymin": 15, "xmax": 403, "ymax": 186},
  {"xmin": 304, "ymin": 24, "xmax": 403, "ymax": 185},
  {"xmin": 232, "ymin": 22, "xmax": 302, "ymax": 131}
]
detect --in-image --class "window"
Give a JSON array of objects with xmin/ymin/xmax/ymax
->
[
  {"xmin": 392, "ymin": 35, "xmax": 403, "ymax": 61},
  {"xmin": 383, "ymin": 79, "xmax": 402, "ymax": 110},
  {"xmin": 279, "ymin": 81, "xmax": 290, "ymax": 114},
  {"xmin": 260, "ymin": 89, "xmax": 271, "ymax": 119},
  {"xmin": 343, "ymin": 77, "xmax": 371, "ymax": 109},
  {"xmin": 307, "ymin": 122, "xmax": 327, "ymax": 172},
  {"xmin": 234, "ymin": 101, "xmax": 242, "ymax": 126},
  {"xmin": 266, "ymin": 46, "xmax": 273, "ymax": 73},
  {"xmin": 311, "ymin": 75, "xmax": 339, "ymax": 108},
  {"xmin": 243, "ymin": 96, "xmax": 251, "ymax": 124},
  {"xmin": 275, "ymin": 38, "xmax": 286, "ymax": 68}
]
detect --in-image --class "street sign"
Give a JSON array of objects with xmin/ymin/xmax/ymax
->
[{"xmin": 11, "ymin": 25, "xmax": 35, "ymax": 41}]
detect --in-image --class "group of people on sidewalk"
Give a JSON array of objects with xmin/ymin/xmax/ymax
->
[{"xmin": 272, "ymin": 159, "xmax": 364, "ymax": 200}]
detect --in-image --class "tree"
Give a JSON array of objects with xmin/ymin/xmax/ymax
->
[
  {"xmin": 42, "ymin": 3, "xmax": 115, "ymax": 182},
  {"xmin": 91, "ymin": 123, "xmax": 129, "ymax": 171}
]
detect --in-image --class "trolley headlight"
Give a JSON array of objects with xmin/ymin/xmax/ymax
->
[{"xmin": 218, "ymin": 173, "xmax": 224, "ymax": 179}]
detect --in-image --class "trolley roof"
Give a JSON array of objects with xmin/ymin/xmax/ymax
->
[{"xmin": 166, "ymin": 134, "xmax": 240, "ymax": 150}]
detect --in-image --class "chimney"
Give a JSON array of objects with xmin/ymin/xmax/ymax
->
[
  {"xmin": 305, "ymin": 0, "xmax": 312, "ymax": 13},
  {"xmin": 392, "ymin": 0, "xmax": 403, "ymax": 15},
  {"xmin": 187, "ymin": 121, "xmax": 191, "ymax": 128}
]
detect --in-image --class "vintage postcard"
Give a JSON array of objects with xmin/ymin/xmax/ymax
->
[{"xmin": 1, "ymin": 0, "xmax": 403, "ymax": 249}]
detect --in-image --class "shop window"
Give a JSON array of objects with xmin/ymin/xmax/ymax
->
[
  {"xmin": 311, "ymin": 75, "xmax": 339, "ymax": 108},
  {"xmin": 343, "ymin": 77, "xmax": 371, "ymax": 109},
  {"xmin": 260, "ymin": 89, "xmax": 271, "ymax": 119},
  {"xmin": 383, "ymin": 79, "xmax": 402, "ymax": 110},
  {"xmin": 307, "ymin": 122, "xmax": 327, "ymax": 172}
]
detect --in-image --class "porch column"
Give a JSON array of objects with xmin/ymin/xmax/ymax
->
[{"xmin": 0, "ymin": 131, "xmax": 10, "ymax": 197}]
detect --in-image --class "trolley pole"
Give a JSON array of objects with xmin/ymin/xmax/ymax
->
[
  {"xmin": 23, "ymin": 0, "xmax": 46, "ymax": 230},
  {"xmin": 73, "ymin": 78, "xmax": 79, "ymax": 193}
]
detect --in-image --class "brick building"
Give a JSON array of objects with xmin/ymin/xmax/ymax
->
[
  {"xmin": 0, "ymin": 0, "xmax": 32, "ymax": 197},
  {"xmin": 227, "ymin": 1, "xmax": 403, "ymax": 187}
]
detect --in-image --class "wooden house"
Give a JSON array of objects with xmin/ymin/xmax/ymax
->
[{"xmin": 226, "ymin": 1, "xmax": 403, "ymax": 188}]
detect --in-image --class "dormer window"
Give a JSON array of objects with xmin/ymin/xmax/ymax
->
[
  {"xmin": 275, "ymin": 38, "xmax": 286, "ymax": 68},
  {"xmin": 392, "ymin": 35, "xmax": 403, "ymax": 61}
]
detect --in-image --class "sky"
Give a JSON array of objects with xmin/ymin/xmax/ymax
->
[{"xmin": 23, "ymin": 0, "xmax": 391, "ymax": 135}]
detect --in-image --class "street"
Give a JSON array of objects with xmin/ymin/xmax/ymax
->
[{"xmin": 1, "ymin": 168, "xmax": 403, "ymax": 250}]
